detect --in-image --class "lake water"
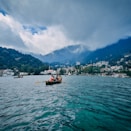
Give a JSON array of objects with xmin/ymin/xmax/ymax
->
[{"xmin": 0, "ymin": 75, "xmax": 131, "ymax": 131}]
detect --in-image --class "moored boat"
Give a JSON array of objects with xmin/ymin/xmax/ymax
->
[{"xmin": 14, "ymin": 75, "xmax": 23, "ymax": 78}]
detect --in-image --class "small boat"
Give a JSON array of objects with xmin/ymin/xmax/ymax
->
[
  {"xmin": 45, "ymin": 80, "xmax": 62, "ymax": 85},
  {"xmin": 14, "ymin": 75, "xmax": 23, "ymax": 78}
]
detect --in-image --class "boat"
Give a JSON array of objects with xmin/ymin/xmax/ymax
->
[
  {"xmin": 14, "ymin": 74, "xmax": 23, "ymax": 78},
  {"xmin": 45, "ymin": 80, "xmax": 62, "ymax": 85}
]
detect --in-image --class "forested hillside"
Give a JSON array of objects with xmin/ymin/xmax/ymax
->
[
  {"xmin": 0, "ymin": 47, "xmax": 48, "ymax": 74},
  {"xmin": 84, "ymin": 37, "xmax": 131, "ymax": 63}
]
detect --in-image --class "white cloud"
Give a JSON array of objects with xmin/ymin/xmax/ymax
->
[
  {"xmin": 0, "ymin": 14, "xmax": 27, "ymax": 51},
  {"xmin": 0, "ymin": 0, "xmax": 131, "ymax": 54},
  {"xmin": 0, "ymin": 13, "xmax": 75, "ymax": 54},
  {"xmin": 20, "ymin": 25, "xmax": 75, "ymax": 54}
]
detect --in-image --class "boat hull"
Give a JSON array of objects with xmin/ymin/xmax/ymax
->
[{"xmin": 45, "ymin": 80, "xmax": 62, "ymax": 85}]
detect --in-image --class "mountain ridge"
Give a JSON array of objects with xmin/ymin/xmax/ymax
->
[
  {"xmin": 0, "ymin": 37, "xmax": 131, "ymax": 69},
  {"xmin": 32, "ymin": 45, "xmax": 91, "ymax": 64},
  {"xmin": 0, "ymin": 47, "xmax": 48, "ymax": 74},
  {"xmin": 32, "ymin": 37, "xmax": 131, "ymax": 65},
  {"xmin": 85, "ymin": 37, "xmax": 131, "ymax": 63}
]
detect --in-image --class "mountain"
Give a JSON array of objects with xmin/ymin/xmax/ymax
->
[
  {"xmin": 0, "ymin": 47, "xmax": 48, "ymax": 74},
  {"xmin": 1, "ymin": 37, "xmax": 130, "ymax": 71},
  {"xmin": 33, "ymin": 37, "xmax": 131, "ymax": 65},
  {"xmin": 84, "ymin": 37, "xmax": 131, "ymax": 63},
  {"xmin": 32, "ymin": 45, "xmax": 91, "ymax": 65}
]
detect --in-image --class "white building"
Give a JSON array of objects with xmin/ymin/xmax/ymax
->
[
  {"xmin": 95, "ymin": 61, "xmax": 109, "ymax": 67},
  {"xmin": 40, "ymin": 70, "xmax": 57, "ymax": 75},
  {"xmin": 3, "ymin": 69, "xmax": 14, "ymax": 76},
  {"xmin": 110, "ymin": 66, "xmax": 123, "ymax": 71}
]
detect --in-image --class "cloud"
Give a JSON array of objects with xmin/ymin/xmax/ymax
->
[
  {"xmin": 0, "ymin": 14, "xmax": 27, "ymax": 51},
  {"xmin": 0, "ymin": 13, "xmax": 74, "ymax": 54},
  {"xmin": 0, "ymin": 0, "xmax": 131, "ymax": 54},
  {"xmin": 23, "ymin": 25, "xmax": 47, "ymax": 35},
  {"xmin": 20, "ymin": 25, "xmax": 74, "ymax": 54}
]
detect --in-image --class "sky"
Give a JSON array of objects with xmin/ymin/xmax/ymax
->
[{"xmin": 0, "ymin": 0, "xmax": 131, "ymax": 55}]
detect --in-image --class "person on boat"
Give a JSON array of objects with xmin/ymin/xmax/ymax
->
[
  {"xmin": 56, "ymin": 74, "xmax": 62, "ymax": 81},
  {"xmin": 49, "ymin": 74, "xmax": 55, "ymax": 82},
  {"xmin": 56, "ymin": 74, "xmax": 59, "ymax": 81}
]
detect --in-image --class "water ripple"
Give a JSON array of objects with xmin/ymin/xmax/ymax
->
[{"xmin": 0, "ymin": 76, "xmax": 131, "ymax": 131}]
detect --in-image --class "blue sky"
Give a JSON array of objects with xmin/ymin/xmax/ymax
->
[
  {"xmin": 23, "ymin": 25, "xmax": 47, "ymax": 35},
  {"xmin": 0, "ymin": 9, "xmax": 7, "ymax": 16},
  {"xmin": 0, "ymin": 0, "xmax": 131, "ymax": 54}
]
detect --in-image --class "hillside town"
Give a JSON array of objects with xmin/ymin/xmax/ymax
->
[{"xmin": 0, "ymin": 54, "xmax": 131, "ymax": 78}]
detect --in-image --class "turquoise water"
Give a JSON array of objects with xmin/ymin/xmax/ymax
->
[{"xmin": 0, "ymin": 75, "xmax": 131, "ymax": 131}]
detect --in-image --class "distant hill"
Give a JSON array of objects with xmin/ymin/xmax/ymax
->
[
  {"xmin": 2, "ymin": 37, "xmax": 130, "ymax": 71},
  {"xmin": 33, "ymin": 37, "xmax": 131, "ymax": 65},
  {"xmin": 0, "ymin": 47, "xmax": 48, "ymax": 74},
  {"xmin": 84, "ymin": 37, "xmax": 131, "ymax": 63},
  {"xmin": 32, "ymin": 45, "xmax": 91, "ymax": 65}
]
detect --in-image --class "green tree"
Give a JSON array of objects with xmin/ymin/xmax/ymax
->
[{"xmin": 59, "ymin": 68, "xmax": 66, "ymax": 75}]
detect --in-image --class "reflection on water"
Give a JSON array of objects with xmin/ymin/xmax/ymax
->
[{"xmin": 0, "ymin": 75, "xmax": 131, "ymax": 131}]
